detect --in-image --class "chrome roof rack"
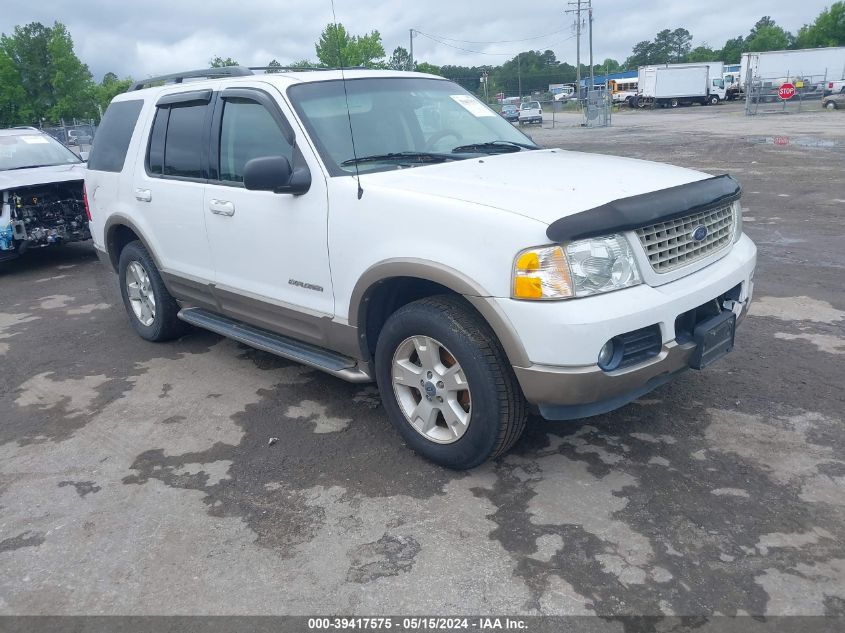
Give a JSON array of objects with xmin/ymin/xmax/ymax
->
[
  {"xmin": 247, "ymin": 66, "xmax": 368, "ymax": 73},
  {"xmin": 129, "ymin": 66, "xmax": 254, "ymax": 91}
]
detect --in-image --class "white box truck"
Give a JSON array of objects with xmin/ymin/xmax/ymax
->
[
  {"xmin": 728, "ymin": 47, "xmax": 845, "ymax": 100},
  {"xmin": 636, "ymin": 62, "xmax": 726, "ymax": 108}
]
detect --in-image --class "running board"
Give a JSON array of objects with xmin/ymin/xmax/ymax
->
[{"xmin": 178, "ymin": 308, "xmax": 372, "ymax": 383}]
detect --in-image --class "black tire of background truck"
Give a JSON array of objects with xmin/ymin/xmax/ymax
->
[
  {"xmin": 118, "ymin": 240, "xmax": 186, "ymax": 342},
  {"xmin": 374, "ymin": 295, "xmax": 528, "ymax": 470}
]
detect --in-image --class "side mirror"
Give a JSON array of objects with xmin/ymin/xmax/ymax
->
[{"xmin": 243, "ymin": 156, "xmax": 311, "ymax": 195}]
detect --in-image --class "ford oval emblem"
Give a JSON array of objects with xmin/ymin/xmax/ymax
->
[{"xmin": 691, "ymin": 225, "xmax": 708, "ymax": 242}]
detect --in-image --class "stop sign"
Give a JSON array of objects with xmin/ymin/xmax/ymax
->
[{"xmin": 778, "ymin": 83, "xmax": 796, "ymax": 100}]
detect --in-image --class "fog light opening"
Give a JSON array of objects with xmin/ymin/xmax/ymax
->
[{"xmin": 598, "ymin": 340, "xmax": 616, "ymax": 370}]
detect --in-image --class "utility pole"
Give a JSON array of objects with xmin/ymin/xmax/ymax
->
[
  {"xmin": 566, "ymin": 0, "xmax": 589, "ymax": 103},
  {"xmin": 517, "ymin": 52, "xmax": 522, "ymax": 99},
  {"xmin": 409, "ymin": 29, "xmax": 414, "ymax": 71},
  {"xmin": 588, "ymin": 4, "xmax": 594, "ymax": 91}
]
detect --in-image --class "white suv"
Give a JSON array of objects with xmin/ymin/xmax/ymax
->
[{"xmin": 85, "ymin": 67, "xmax": 756, "ymax": 469}]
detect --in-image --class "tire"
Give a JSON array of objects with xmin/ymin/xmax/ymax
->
[
  {"xmin": 709, "ymin": 95, "xmax": 720, "ymax": 105},
  {"xmin": 670, "ymin": 99, "xmax": 679, "ymax": 108},
  {"xmin": 375, "ymin": 295, "xmax": 528, "ymax": 469},
  {"xmin": 826, "ymin": 101, "xmax": 837, "ymax": 110},
  {"xmin": 118, "ymin": 240, "xmax": 185, "ymax": 342}
]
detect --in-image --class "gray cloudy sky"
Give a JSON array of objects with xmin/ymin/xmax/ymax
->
[{"xmin": 0, "ymin": 0, "xmax": 832, "ymax": 80}]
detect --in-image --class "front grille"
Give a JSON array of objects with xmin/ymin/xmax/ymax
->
[{"xmin": 636, "ymin": 204, "xmax": 735, "ymax": 273}]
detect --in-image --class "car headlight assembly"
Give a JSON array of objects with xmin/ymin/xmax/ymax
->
[{"xmin": 513, "ymin": 234, "xmax": 641, "ymax": 300}]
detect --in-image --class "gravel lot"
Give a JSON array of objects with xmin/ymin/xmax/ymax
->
[{"xmin": 1, "ymin": 104, "xmax": 843, "ymax": 617}]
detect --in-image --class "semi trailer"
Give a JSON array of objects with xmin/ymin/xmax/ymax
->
[{"xmin": 726, "ymin": 47, "xmax": 845, "ymax": 100}]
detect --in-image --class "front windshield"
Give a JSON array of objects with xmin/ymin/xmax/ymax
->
[
  {"xmin": 0, "ymin": 132, "xmax": 82, "ymax": 171},
  {"xmin": 288, "ymin": 77, "xmax": 537, "ymax": 175}
]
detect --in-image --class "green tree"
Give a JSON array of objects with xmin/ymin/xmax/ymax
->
[
  {"xmin": 720, "ymin": 36, "xmax": 746, "ymax": 64},
  {"xmin": 388, "ymin": 46, "xmax": 411, "ymax": 71},
  {"xmin": 315, "ymin": 23, "xmax": 385, "ymax": 68},
  {"xmin": 0, "ymin": 21, "xmax": 96, "ymax": 124},
  {"xmin": 289, "ymin": 59, "xmax": 321, "ymax": 69},
  {"xmin": 746, "ymin": 25, "xmax": 791, "ymax": 52},
  {"xmin": 47, "ymin": 23, "xmax": 95, "ymax": 121},
  {"xmin": 652, "ymin": 29, "xmax": 675, "ymax": 63},
  {"xmin": 265, "ymin": 59, "xmax": 282, "ymax": 73},
  {"xmin": 94, "ymin": 71, "xmax": 133, "ymax": 112},
  {"xmin": 599, "ymin": 58, "xmax": 621, "ymax": 72},
  {"xmin": 415, "ymin": 61, "xmax": 441, "ymax": 75},
  {"xmin": 796, "ymin": 2, "xmax": 845, "ymax": 47},
  {"xmin": 624, "ymin": 40, "xmax": 655, "ymax": 68},
  {"xmin": 0, "ymin": 46, "xmax": 28, "ymax": 125},
  {"xmin": 687, "ymin": 45, "xmax": 717, "ymax": 62},
  {"xmin": 670, "ymin": 28, "xmax": 693, "ymax": 62},
  {"xmin": 209, "ymin": 56, "xmax": 239, "ymax": 67}
]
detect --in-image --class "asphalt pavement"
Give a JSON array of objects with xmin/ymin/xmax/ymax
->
[{"xmin": 1, "ymin": 104, "xmax": 843, "ymax": 617}]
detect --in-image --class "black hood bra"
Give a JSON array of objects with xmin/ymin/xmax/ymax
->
[{"xmin": 546, "ymin": 174, "xmax": 741, "ymax": 243}]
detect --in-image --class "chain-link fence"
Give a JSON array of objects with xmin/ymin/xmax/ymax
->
[
  {"xmin": 41, "ymin": 121, "xmax": 97, "ymax": 151},
  {"xmin": 583, "ymin": 87, "xmax": 612, "ymax": 127},
  {"xmin": 745, "ymin": 73, "xmax": 829, "ymax": 115}
]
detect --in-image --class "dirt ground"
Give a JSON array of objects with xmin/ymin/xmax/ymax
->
[{"xmin": 1, "ymin": 104, "xmax": 843, "ymax": 617}]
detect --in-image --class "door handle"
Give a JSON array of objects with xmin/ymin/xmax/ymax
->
[
  {"xmin": 209, "ymin": 199, "xmax": 235, "ymax": 216},
  {"xmin": 134, "ymin": 188, "xmax": 151, "ymax": 202}
]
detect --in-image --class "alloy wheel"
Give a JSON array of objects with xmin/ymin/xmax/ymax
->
[
  {"xmin": 125, "ymin": 261, "xmax": 156, "ymax": 326},
  {"xmin": 391, "ymin": 335, "xmax": 472, "ymax": 444}
]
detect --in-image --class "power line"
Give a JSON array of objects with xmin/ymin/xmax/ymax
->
[
  {"xmin": 415, "ymin": 30, "xmax": 578, "ymax": 59},
  {"xmin": 413, "ymin": 28, "xmax": 569, "ymax": 45}
]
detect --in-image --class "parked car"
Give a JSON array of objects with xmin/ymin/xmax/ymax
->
[
  {"xmin": 823, "ymin": 79, "xmax": 845, "ymax": 96},
  {"xmin": 0, "ymin": 127, "xmax": 89, "ymax": 263},
  {"xmin": 500, "ymin": 104, "xmax": 519, "ymax": 122},
  {"xmin": 822, "ymin": 92, "xmax": 845, "ymax": 109},
  {"xmin": 67, "ymin": 129, "xmax": 93, "ymax": 146},
  {"xmin": 86, "ymin": 68, "xmax": 756, "ymax": 469},
  {"xmin": 518, "ymin": 100, "xmax": 543, "ymax": 125}
]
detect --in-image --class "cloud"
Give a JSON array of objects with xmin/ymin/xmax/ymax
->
[{"xmin": 0, "ymin": 0, "xmax": 832, "ymax": 80}]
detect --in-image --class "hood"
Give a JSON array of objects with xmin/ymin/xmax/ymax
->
[
  {"xmin": 0, "ymin": 163, "xmax": 85, "ymax": 191},
  {"xmin": 361, "ymin": 149, "xmax": 711, "ymax": 225}
]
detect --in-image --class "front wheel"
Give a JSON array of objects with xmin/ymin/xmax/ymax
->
[
  {"xmin": 375, "ymin": 296, "xmax": 528, "ymax": 469},
  {"xmin": 709, "ymin": 95, "xmax": 720, "ymax": 105},
  {"xmin": 826, "ymin": 101, "xmax": 837, "ymax": 110},
  {"xmin": 118, "ymin": 240, "xmax": 186, "ymax": 342}
]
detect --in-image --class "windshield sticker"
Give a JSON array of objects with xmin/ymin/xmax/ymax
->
[
  {"xmin": 20, "ymin": 135, "xmax": 50, "ymax": 144},
  {"xmin": 450, "ymin": 95, "xmax": 495, "ymax": 117}
]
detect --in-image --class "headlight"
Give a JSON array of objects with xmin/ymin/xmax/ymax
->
[
  {"xmin": 564, "ymin": 234, "xmax": 642, "ymax": 297},
  {"xmin": 732, "ymin": 200, "xmax": 743, "ymax": 243},
  {"xmin": 512, "ymin": 245, "xmax": 573, "ymax": 299},
  {"xmin": 512, "ymin": 234, "xmax": 642, "ymax": 300}
]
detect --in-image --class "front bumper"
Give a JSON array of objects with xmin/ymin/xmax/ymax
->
[{"xmin": 501, "ymin": 235, "xmax": 756, "ymax": 419}]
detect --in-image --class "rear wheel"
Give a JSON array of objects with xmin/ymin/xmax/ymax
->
[
  {"xmin": 375, "ymin": 296, "xmax": 528, "ymax": 469},
  {"xmin": 118, "ymin": 240, "xmax": 185, "ymax": 342},
  {"xmin": 670, "ymin": 98, "xmax": 680, "ymax": 108}
]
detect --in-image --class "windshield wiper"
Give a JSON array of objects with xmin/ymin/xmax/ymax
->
[
  {"xmin": 4, "ymin": 163, "xmax": 67, "ymax": 171},
  {"xmin": 341, "ymin": 151, "xmax": 455, "ymax": 167},
  {"xmin": 451, "ymin": 140, "xmax": 539, "ymax": 154}
]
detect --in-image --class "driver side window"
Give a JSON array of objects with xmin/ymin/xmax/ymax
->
[{"xmin": 219, "ymin": 98, "xmax": 293, "ymax": 183}]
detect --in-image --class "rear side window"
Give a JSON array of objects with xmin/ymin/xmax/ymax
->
[
  {"xmin": 87, "ymin": 99, "xmax": 143, "ymax": 172},
  {"xmin": 146, "ymin": 101, "xmax": 209, "ymax": 179},
  {"xmin": 163, "ymin": 104, "xmax": 206, "ymax": 178}
]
